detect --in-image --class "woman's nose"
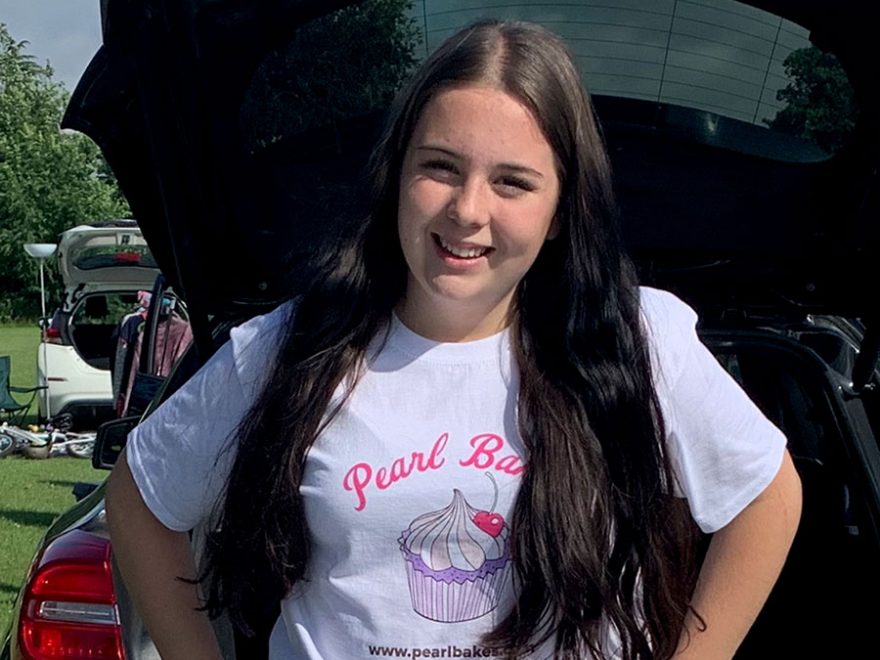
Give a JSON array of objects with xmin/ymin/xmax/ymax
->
[{"xmin": 447, "ymin": 178, "xmax": 490, "ymax": 228}]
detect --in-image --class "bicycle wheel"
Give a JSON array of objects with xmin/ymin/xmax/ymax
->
[
  {"xmin": 66, "ymin": 441, "xmax": 94, "ymax": 459},
  {"xmin": 0, "ymin": 431, "xmax": 15, "ymax": 458}
]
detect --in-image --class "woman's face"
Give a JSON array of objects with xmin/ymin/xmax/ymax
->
[{"xmin": 396, "ymin": 85, "xmax": 561, "ymax": 341}]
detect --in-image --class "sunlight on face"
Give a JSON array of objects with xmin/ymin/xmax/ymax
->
[{"xmin": 396, "ymin": 85, "xmax": 560, "ymax": 342}]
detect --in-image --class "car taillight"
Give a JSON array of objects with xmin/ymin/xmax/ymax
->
[
  {"xmin": 18, "ymin": 530, "xmax": 125, "ymax": 660},
  {"xmin": 44, "ymin": 326, "xmax": 62, "ymax": 344}
]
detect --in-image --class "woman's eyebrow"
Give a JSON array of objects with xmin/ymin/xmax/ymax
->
[
  {"xmin": 415, "ymin": 145, "xmax": 458, "ymax": 157},
  {"xmin": 414, "ymin": 145, "xmax": 544, "ymax": 179},
  {"xmin": 497, "ymin": 163, "xmax": 545, "ymax": 179}
]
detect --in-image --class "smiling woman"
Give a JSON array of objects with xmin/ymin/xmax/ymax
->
[
  {"xmin": 396, "ymin": 85, "xmax": 560, "ymax": 342},
  {"xmin": 100, "ymin": 16, "xmax": 803, "ymax": 660},
  {"xmin": 3, "ymin": 1, "xmax": 878, "ymax": 660}
]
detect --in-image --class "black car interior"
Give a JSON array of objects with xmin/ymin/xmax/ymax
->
[
  {"xmin": 68, "ymin": 292, "xmax": 138, "ymax": 371},
  {"xmin": 709, "ymin": 335, "xmax": 880, "ymax": 658}
]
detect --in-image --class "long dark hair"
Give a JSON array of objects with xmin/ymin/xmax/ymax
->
[{"xmin": 202, "ymin": 19, "xmax": 699, "ymax": 659}]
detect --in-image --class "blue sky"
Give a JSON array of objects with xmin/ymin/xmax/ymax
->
[{"xmin": 0, "ymin": 0, "xmax": 102, "ymax": 91}]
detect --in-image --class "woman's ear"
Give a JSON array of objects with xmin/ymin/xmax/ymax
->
[{"xmin": 546, "ymin": 216, "xmax": 561, "ymax": 241}]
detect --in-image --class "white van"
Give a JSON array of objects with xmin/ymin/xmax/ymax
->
[{"xmin": 37, "ymin": 221, "xmax": 159, "ymax": 427}]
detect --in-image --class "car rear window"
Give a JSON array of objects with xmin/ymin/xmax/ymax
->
[
  {"xmin": 242, "ymin": 0, "xmax": 857, "ymax": 161},
  {"xmin": 424, "ymin": 0, "xmax": 854, "ymax": 153},
  {"xmin": 72, "ymin": 244, "xmax": 157, "ymax": 271}
]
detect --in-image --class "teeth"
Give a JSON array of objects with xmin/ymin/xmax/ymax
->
[{"xmin": 438, "ymin": 237, "xmax": 488, "ymax": 258}]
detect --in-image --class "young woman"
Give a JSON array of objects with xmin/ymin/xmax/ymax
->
[{"xmin": 106, "ymin": 19, "xmax": 801, "ymax": 660}]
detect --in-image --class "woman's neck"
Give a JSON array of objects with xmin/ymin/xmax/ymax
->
[{"xmin": 394, "ymin": 294, "xmax": 514, "ymax": 342}]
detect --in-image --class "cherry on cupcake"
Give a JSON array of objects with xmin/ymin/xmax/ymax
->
[{"xmin": 473, "ymin": 473, "xmax": 506, "ymax": 537}]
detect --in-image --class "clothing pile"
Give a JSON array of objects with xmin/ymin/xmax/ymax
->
[{"xmin": 111, "ymin": 291, "xmax": 192, "ymax": 417}]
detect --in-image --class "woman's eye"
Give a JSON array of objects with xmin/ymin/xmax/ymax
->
[
  {"xmin": 497, "ymin": 176, "xmax": 535, "ymax": 193},
  {"xmin": 421, "ymin": 159, "xmax": 458, "ymax": 175}
]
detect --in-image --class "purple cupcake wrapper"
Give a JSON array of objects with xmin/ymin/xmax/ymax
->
[
  {"xmin": 398, "ymin": 529, "xmax": 510, "ymax": 585},
  {"xmin": 404, "ymin": 557, "xmax": 511, "ymax": 623}
]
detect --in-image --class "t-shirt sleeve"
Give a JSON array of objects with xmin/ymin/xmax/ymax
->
[
  {"xmin": 640, "ymin": 287, "xmax": 787, "ymax": 534},
  {"xmin": 125, "ymin": 302, "xmax": 291, "ymax": 532}
]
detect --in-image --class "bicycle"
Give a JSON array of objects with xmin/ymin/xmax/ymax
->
[{"xmin": 0, "ymin": 415, "xmax": 96, "ymax": 459}]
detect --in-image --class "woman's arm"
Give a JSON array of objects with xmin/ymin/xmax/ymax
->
[
  {"xmin": 105, "ymin": 450, "xmax": 224, "ymax": 660},
  {"xmin": 673, "ymin": 449, "xmax": 802, "ymax": 660}
]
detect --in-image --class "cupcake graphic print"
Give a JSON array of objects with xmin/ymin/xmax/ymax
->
[{"xmin": 398, "ymin": 479, "xmax": 511, "ymax": 623}]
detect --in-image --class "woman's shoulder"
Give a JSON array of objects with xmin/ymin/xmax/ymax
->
[
  {"xmin": 225, "ymin": 298, "xmax": 298, "ymax": 392},
  {"xmin": 229, "ymin": 298, "xmax": 296, "ymax": 350},
  {"xmin": 637, "ymin": 286, "xmax": 700, "ymax": 388},
  {"xmin": 637, "ymin": 286, "xmax": 698, "ymax": 333}
]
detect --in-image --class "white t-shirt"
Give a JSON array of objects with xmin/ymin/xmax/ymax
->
[{"xmin": 125, "ymin": 287, "xmax": 786, "ymax": 659}]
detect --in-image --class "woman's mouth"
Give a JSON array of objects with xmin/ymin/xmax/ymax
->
[{"xmin": 433, "ymin": 234, "xmax": 492, "ymax": 259}]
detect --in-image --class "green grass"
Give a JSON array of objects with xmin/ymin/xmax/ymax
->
[
  {"xmin": 1, "ymin": 326, "xmax": 102, "ymax": 637},
  {"xmin": 1, "ymin": 324, "xmax": 41, "ymax": 425},
  {"xmin": 0, "ymin": 455, "xmax": 104, "ymax": 638}
]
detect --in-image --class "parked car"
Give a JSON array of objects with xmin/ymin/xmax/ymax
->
[
  {"xmin": 3, "ymin": 0, "xmax": 878, "ymax": 659},
  {"xmin": 37, "ymin": 221, "xmax": 159, "ymax": 428}
]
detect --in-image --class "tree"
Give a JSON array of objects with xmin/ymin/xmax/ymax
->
[
  {"xmin": 0, "ymin": 23, "xmax": 130, "ymax": 320},
  {"xmin": 241, "ymin": 0, "xmax": 420, "ymax": 151},
  {"xmin": 767, "ymin": 46, "xmax": 858, "ymax": 154}
]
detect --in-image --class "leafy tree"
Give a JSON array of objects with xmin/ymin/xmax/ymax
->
[
  {"xmin": 241, "ymin": 0, "xmax": 420, "ymax": 151},
  {"xmin": 767, "ymin": 46, "xmax": 858, "ymax": 154},
  {"xmin": 0, "ymin": 23, "xmax": 130, "ymax": 321}
]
